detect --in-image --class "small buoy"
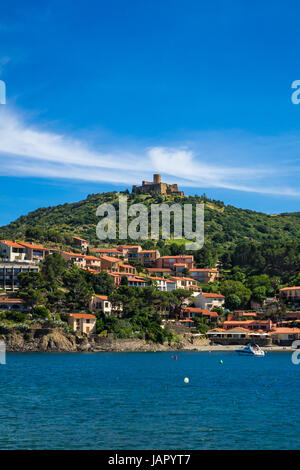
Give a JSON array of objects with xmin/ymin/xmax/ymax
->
[
  {"xmin": 219, "ymin": 360, "xmax": 223, "ymax": 364},
  {"xmin": 174, "ymin": 355, "xmax": 178, "ymax": 360},
  {"xmin": 184, "ymin": 377, "xmax": 189, "ymax": 383}
]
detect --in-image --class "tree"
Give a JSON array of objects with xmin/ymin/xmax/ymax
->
[
  {"xmin": 18, "ymin": 271, "xmax": 46, "ymax": 308},
  {"xmin": 225, "ymin": 294, "xmax": 241, "ymax": 311},
  {"xmin": 221, "ymin": 280, "xmax": 251, "ymax": 308},
  {"xmin": 63, "ymin": 267, "xmax": 93, "ymax": 310}
]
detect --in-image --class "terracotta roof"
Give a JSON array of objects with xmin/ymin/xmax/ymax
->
[
  {"xmin": 184, "ymin": 307, "xmax": 218, "ymax": 317},
  {"xmin": 190, "ymin": 268, "xmax": 218, "ymax": 272},
  {"xmin": 84, "ymin": 255, "xmax": 101, "ymax": 261},
  {"xmin": 159, "ymin": 255, "xmax": 193, "ymax": 259},
  {"xmin": 201, "ymin": 292, "xmax": 224, "ymax": 298},
  {"xmin": 127, "ymin": 277, "xmax": 146, "ymax": 283},
  {"xmin": 100, "ymin": 255, "xmax": 122, "ymax": 263},
  {"xmin": 69, "ymin": 313, "xmax": 96, "ymax": 319},
  {"xmin": 94, "ymin": 295, "xmax": 108, "ymax": 300},
  {"xmin": 0, "ymin": 240, "xmax": 24, "ymax": 248},
  {"xmin": 271, "ymin": 327, "xmax": 300, "ymax": 334},
  {"xmin": 18, "ymin": 242, "xmax": 48, "ymax": 250},
  {"xmin": 147, "ymin": 268, "xmax": 172, "ymax": 272},
  {"xmin": 280, "ymin": 286, "xmax": 300, "ymax": 291},
  {"xmin": 91, "ymin": 248, "xmax": 119, "ymax": 253},
  {"xmin": 63, "ymin": 251, "xmax": 85, "ymax": 258}
]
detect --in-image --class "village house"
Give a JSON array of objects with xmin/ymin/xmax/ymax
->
[
  {"xmin": 270, "ymin": 327, "xmax": 300, "ymax": 346},
  {"xmin": 279, "ymin": 286, "xmax": 300, "ymax": 305},
  {"xmin": 169, "ymin": 276, "xmax": 200, "ymax": 291},
  {"xmin": 119, "ymin": 264, "xmax": 137, "ymax": 276},
  {"xmin": 68, "ymin": 313, "xmax": 96, "ymax": 335},
  {"xmin": 189, "ymin": 268, "xmax": 220, "ymax": 284},
  {"xmin": 222, "ymin": 319, "xmax": 273, "ymax": 331},
  {"xmin": 18, "ymin": 242, "xmax": 50, "ymax": 262},
  {"xmin": 0, "ymin": 240, "xmax": 27, "ymax": 262},
  {"xmin": 182, "ymin": 307, "xmax": 219, "ymax": 325},
  {"xmin": 155, "ymin": 255, "xmax": 194, "ymax": 270},
  {"xmin": 61, "ymin": 252, "xmax": 87, "ymax": 269},
  {"xmin": 166, "ymin": 279, "xmax": 177, "ymax": 291},
  {"xmin": 99, "ymin": 255, "xmax": 123, "ymax": 272},
  {"xmin": 90, "ymin": 248, "xmax": 123, "ymax": 258},
  {"xmin": 229, "ymin": 311, "xmax": 258, "ymax": 320},
  {"xmin": 147, "ymin": 276, "xmax": 168, "ymax": 291},
  {"xmin": 136, "ymin": 250, "xmax": 160, "ymax": 266},
  {"xmin": 126, "ymin": 277, "xmax": 147, "ymax": 287},
  {"xmin": 207, "ymin": 327, "xmax": 270, "ymax": 345},
  {"xmin": 73, "ymin": 236, "xmax": 89, "ymax": 251},
  {"xmin": 117, "ymin": 245, "xmax": 141, "ymax": 258},
  {"xmin": 90, "ymin": 295, "xmax": 112, "ymax": 315},
  {"xmin": 84, "ymin": 255, "xmax": 102, "ymax": 272},
  {"xmin": 194, "ymin": 291, "xmax": 225, "ymax": 310},
  {"xmin": 146, "ymin": 268, "xmax": 172, "ymax": 277}
]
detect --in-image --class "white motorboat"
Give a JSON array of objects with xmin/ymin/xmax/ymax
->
[{"xmin": 235, "ymin": 343, "xmax": 265, "ymax": 356}]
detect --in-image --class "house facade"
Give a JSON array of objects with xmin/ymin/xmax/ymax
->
[
  {"xmin": 194, "ymin": 292, "xmax": 225, "ymax": 310},
  {"xmin": 68, "ymin": 313, "xmax": 96, "ymax": 335}
]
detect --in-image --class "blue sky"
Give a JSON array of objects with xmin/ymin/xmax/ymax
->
[{"xmin": 1, "ymin": 0, "xmax": 300, "ymax": 225}]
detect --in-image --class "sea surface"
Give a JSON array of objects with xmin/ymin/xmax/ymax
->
[{"xmin": 0, "ymin": 351, "xmax": 299, "ymax": 449}]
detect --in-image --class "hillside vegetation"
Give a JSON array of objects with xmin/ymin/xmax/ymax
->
[{"xmin": 0, "ymin": 191, "xmax": 300, "ymax": 251}]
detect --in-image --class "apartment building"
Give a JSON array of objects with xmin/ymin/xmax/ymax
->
[
  {"xmin": 155, "ymin": 255, "xmax": 194, "ymax": 270},
  {"xmin": 0, "ymin": 261, "xmax": 39, "ymax": 291},
  {"xmin": 189, "ymin": 268, "xmax": 219, "ymax": 284}
]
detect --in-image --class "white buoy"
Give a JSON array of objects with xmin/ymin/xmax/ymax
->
[{"xmin": 184, "ymin": 377, "xmax": 189, "ymax": 383}]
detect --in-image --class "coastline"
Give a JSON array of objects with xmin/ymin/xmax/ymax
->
[{"xmin": 1, "ymin": 328, "xmax": 293, "ymax": 353}]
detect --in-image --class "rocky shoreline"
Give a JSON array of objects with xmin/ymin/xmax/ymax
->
[
  {"xmin": 0, "ymin": 327, "xmax": 294, "ymax": 353},
  {"xmin": 1, "ymin": 327, "xmax": 213, "ymax": 353}
]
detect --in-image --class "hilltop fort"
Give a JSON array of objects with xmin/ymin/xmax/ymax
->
[{"xmin": 132, "ymin": 174, "xmax": 184, "ymax": 196}]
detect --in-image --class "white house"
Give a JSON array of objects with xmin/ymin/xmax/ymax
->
[
  {"xmin": 90, "ymin": 294, "xmax": 112, "ymax": 315},
  {"xmin": 194, "ymin": 291, "xmax": 225, "ymax": 311},
  {"xmin": 0, "ymin": 240, "xmax": 27, "ymax": 262},
  {"xmin": 148, "ymin": 276, "xmax": 168, "ymax": 291}
]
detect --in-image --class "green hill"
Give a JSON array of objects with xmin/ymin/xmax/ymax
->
[{"xmin": 0, "ymin": 191, "xmax": 300, "ymax": 253}]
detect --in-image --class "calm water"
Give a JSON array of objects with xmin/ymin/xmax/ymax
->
[{"xmin": 0, "ymin": 351, "xmax": 299, "ymax": 449}]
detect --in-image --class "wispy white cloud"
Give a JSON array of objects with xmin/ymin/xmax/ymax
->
[{"xmin": 0, "ymin": 107, "xmax": 300, "ymax": 196}]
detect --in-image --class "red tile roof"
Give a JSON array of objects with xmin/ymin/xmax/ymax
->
[
  {"xmin": 100, "ymin": 255, "xmax": 122, "ymax": 263},
  {"xmin": 271, "ymin": 327, "xmax": 300, "ymax": 334},
  {"xmin": 94, "ymin": 295, "xmax": 108, "ymax": 300},
  {"xmin": 69, "ymin": 313, "xmax": 96, "ymax": 319},
  {"xmin": 184, "ymin": 307, "xmax": 218, "ymax": 317},
  {"xmin": 201, "ymin": 292, "xmax": 224, "ymax": 298},
  {"xmin": 280, "ymin": 286, "xmax": 300, "ymax": 291},
  {"xmin": 18, "ymin": 242, "xmax": 48, "ymax": 250},
  {"xmin": 0, "ymin": 240, "xmax": 24, "ymax": 248}
]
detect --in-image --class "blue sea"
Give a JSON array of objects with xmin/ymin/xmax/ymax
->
[{"xmin": 0, "ymin": 351, "xmax": 299, "ymax": 450}]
